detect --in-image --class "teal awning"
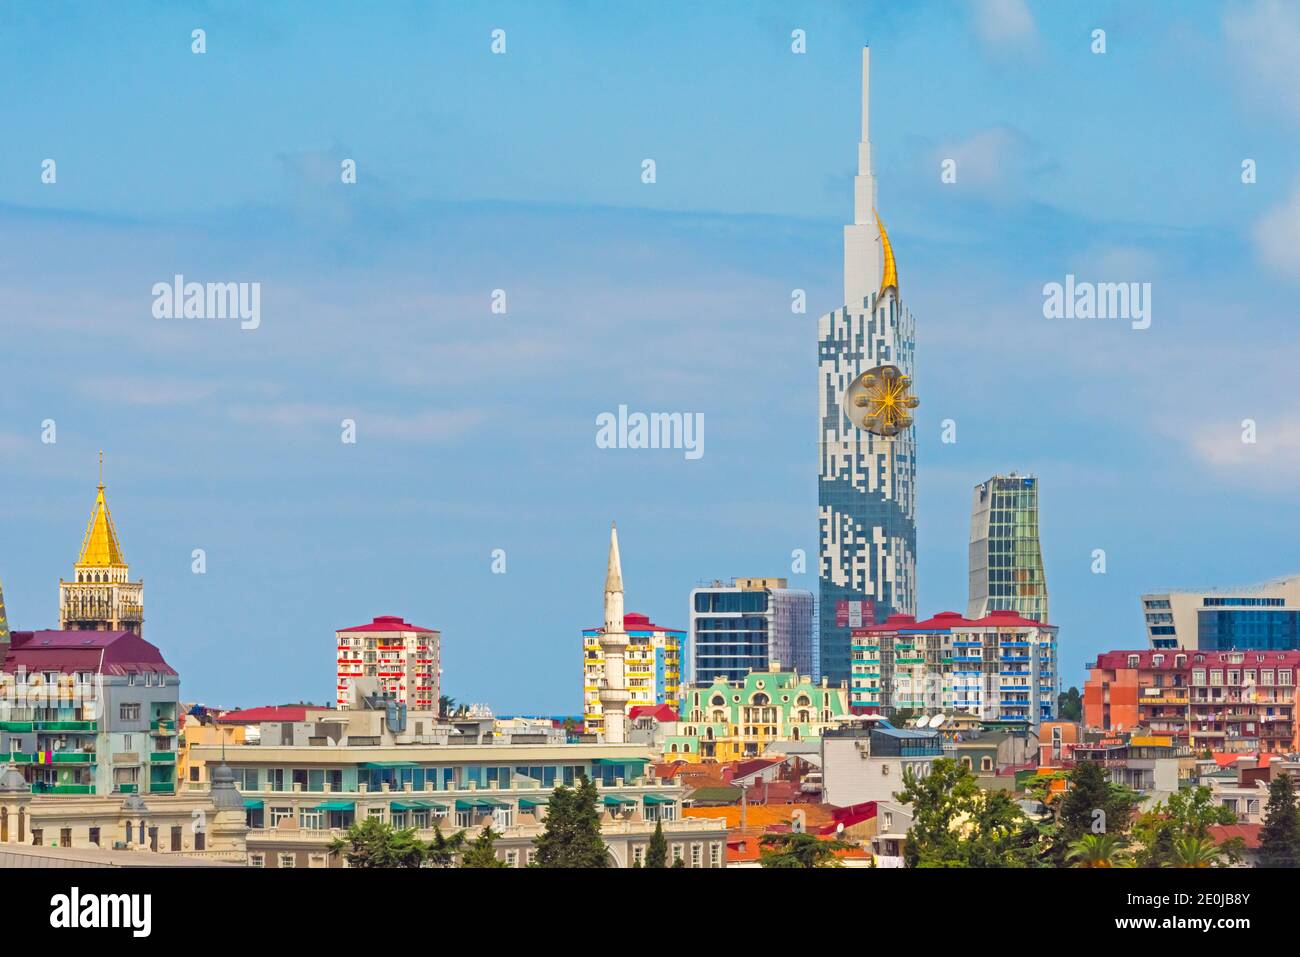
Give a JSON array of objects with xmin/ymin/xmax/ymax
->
[
  {"xmin": 390, "ymin": 800, "xmax": 423, "ymax": 812},
  {"xmin": 519, "ymin": 797, "xmax": 547, "ymax": 809},
  {"xmin": 361, "ymin": 761, "xmax": 420, "ymax": 769},
  {"xmin": 416, "ymin": 799, "xmax": 448, "ymax": 810},
  {"xmin": 602, "ymin": 794, "xmax": 638, "ymax": 806},
  {"xmin": 593, "ymin": 757, "xmax": 650, "ymax": 766},
  {"xmin": 642, "ymin": 794, "xmax": 675, "ymax": 805},
  {"xmin": 455, "ymin": 798, "xmax": 507, "ymax": 812},
  {"xmin": 313, "ymin": 801, "xmax": 356, "ymax": 812},
  {"xmin": 243, "ymin": 799, "xmax": 264, "ymax": 810}
]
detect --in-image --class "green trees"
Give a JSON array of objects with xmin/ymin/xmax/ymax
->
[
  {"xmin": 1047, "ymin": 761, "xmax": 1139, "ymax": 865},
  {"xmin": 1065, "ymin": 833, "xmax": 1131, "ymax": 868},
  {"xmin": 460, "ymin": 827, "xmax": 508, "ymax": 868},
  {"xmin": 758, "ymin": 832, "xmax": 850, "ymax": 868},
  {"xmin": 1057, "ymin": 687, "xmax": 1083, "ymax": 722},
  {"xmin": 646, "ymin": 819, "xmax": 668, "ymax": 868},
  {"xmin": 533, "ymin": 774, "xmax": 611, "ymax": 868},
  {"xmin": 1168, "ymin": 834, "xmax": 1221, "ymax": 869},
  {"xmin": 1259, "ymin": 772, "xmax": 1300, "ymax": 867},
  {"xmin": 426, "ymin": 822, "xmax": 466, "ymax": 867},
  {"xmin": 894, "ymin": 758, "xmax": 1038, "ymax": 867},
  {"xmin": 1132, "ymin": 786, "xmax": 1237, "ymax": 867},
  {"xmin": 328, "ymin": 816, "xmax": 428, "ymax": 868}
]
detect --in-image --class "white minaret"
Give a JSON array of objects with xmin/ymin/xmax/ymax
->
[
  {"xmin": 598, "ymin": 522, "xmax": 631, "ymax": 744},
  {"xmin": 842, "ymin": 45, "xmax": 884, "ymax": 307}
]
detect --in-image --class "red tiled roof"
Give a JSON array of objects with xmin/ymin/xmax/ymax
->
[
  {"xmin": 3, "ymin": 630, "xmax": 176, "ymax": 676},
  {"xmin": 336, "ymin": 615, "xmax": 435, "ymax": 635},
  {"xmin": 733, "ymin": 757, "xmax": 783, "ymax": 780},
  {"xmin": 583, "ymin": 612, "xmax": 683, "ymax": 634},
  {"xmin": 854, "ymin": 609, "xmax": 1052, "ymax": 635},
  {"xmin": 216, "ymin": 706, "xmax": 310, "ymax": 724},
  {"xmin": 629, "ymin": 704, "xmax": 678, "ymax": 722},
  {"xmin": 1208, "ymin": 823, "xmax": 1262, "ymax": 850}
]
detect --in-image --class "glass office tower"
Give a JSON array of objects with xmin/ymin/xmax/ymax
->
[{"xmin": 967, "ymin": 474, "xmax": 1049, "ymax": 623}]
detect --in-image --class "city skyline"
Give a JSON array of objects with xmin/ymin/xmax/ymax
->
[{"xmin": 3, "ymin": 2, "xmax": 1300, "ymax": 712}]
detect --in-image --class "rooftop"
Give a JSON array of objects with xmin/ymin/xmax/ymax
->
[
  {"xmin": 3, "ymin": 630, "xmax": 176, "ymax": 677},
  {"xmin": 336, "ymin": 615, "xmax": 436, "ymax": 635}
]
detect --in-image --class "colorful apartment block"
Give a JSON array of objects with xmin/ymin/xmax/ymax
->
[
  {"xmin": 1085, "ymin": 649, "xmax": 1300, "ymax": 753},
  {"xmin": 0, "ymin": 630, "xmax": 180, "ymax": 795},
  {"xmin": 850, "ymin": 610, "xmax": 1058, "ymax": 723},
  {"xmin": 666, "ymin": 666, "xmax": 850, "ymax": 762},
  {"xmin": 335, "ymin": 615, "xmax": 441, "ymax": 710},
  {"xmin": 583, "ymin": 612, "xmax": 682, "ymax": 735}
]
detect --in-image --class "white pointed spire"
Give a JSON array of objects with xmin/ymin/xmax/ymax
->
[
  {"xmin": 605, "ymin": 522, "xmax": 623, "ymax": 594},
  {"xmin": 843, "ymin": 44, "xmax": 884, "ymax": 306}
]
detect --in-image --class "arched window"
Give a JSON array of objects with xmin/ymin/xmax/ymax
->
[
  {"xmin": 711, "ymin": 695, "xmax": 725, "ymax": 707},
  {"xmin": 751, "ymin": 693, "xmax": 769, "ymax": 706}
]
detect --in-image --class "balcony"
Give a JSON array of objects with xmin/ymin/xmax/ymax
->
[
  {"xmin": 32, "ymin": 783, "xmax": 94, "ymax": 795},
  {"xmin": 0, "ymin": 721, "xmax": 34, "ymax": 733},
  {"xmin": 150, "ymin": 752, "xmax": 176, "ymax": 763},
  {"xmin": 36, "ymin": 720, "xmax": 98, "ymax": 732},
  {"xmin": 150, "ymin": 719, "xmax": 174, "ymax": 735}
]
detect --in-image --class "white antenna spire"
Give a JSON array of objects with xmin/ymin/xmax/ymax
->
[{"xmin": 843, "ymin": 45, "xmax": 883, "ymax": 306}]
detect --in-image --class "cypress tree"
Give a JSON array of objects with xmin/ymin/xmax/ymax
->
[
  {"xmin": 646, "ymin": 819, "xmax": 668, "ymax": 868},
  {"xmin": 1260, "ymin": 773, "xmax": 1300, "ymax": 868}
]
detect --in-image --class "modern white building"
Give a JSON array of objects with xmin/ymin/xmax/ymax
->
[
  {"xmin": 821, "ymin": 718, "xmax": 942, "ymax": 807},
  {"xmin": 818, "ymin": 46, "xmax": 918, "ymax": 686},
  {"xmin": 1142, "ymin": 576, "xmax": 1300, "ymax": 651}
]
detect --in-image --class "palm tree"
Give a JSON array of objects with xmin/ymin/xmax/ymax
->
[
  {"xmin": 438, "ymin": 695, "xmax": 456, "ymax": 719},
  {"xmin": 1065, "ymin": 833, "xmax": 1130, "ymax": 868},
  {"xmin": 1168, "ymin": 834, "xmax": 1221, "ymax": 869}
]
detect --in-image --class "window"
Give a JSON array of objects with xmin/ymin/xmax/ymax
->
[
  {"xmin": 1281, "ymin": 671, "xmax": 1293, "ymax": 686},
  {"xmin": 194, "ymin": 831, "xmax": 205, "ymax": 851},
  {"xmin": 88, "ymin": 827, "xmax": 100, "ymax": 847},
  {"xmin": 309, "ymin": 854, "xmax": 327, "ymax": 868},
  {"xmin": 249, "ymin": 854, "xmax": 265, "ymax": 867},
  {"xmin": 691, "ymin": 843, "xmax": 702, "ymax": 867},
  {"xmin": 709, "ymin": 842, "xmax": 721, "ymax": 867},
  {"xmin": 279, "ymin": 854, "xmax": 296, "ymax": 869},
  {"xmin": 190, "ymin": 766, "xmax": 200, "ymax": 782},
  {"xmin": 170, "ymin": 826, "xmax": 182, "ymax": 851},
  {"xmin": 505, "ymin": 849, "xmax": 519, "ymax": 867},
  {"xmin": 632, "ymin": 845, "xmax": 645, "ymax": 867},
  {"xmin": 120, "ymin": 703, "xmax": 141, "ymax": 721},
  {"xmin": 270, "ymin": 806, "xmax": 293, "ymax": 826},
  {"xmin": 59, "ymin": 828, "xmax": 72, "ymax": 848}
]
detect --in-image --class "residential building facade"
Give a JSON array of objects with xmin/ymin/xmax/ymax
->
[
  {"xmin": 821, "ymin": 718, "xmax": 942, "ymax": 807},
  {"xmin": 666, "ymin": 666, "xmax": 850, "ymax": 762},
  {"xmin": 0, "ymin": 630, "xmax": 180, "ymax": 796},
  {"xmin": 688, "ymin": 578, "xmax": 813, "ymax": 683},
  {"xmin": 966, "ymin": 473, "xmax": 1048, "ymax": 623},
  {"xmin": 850, "ymin": 610, "xmax": 1058, "ymax": 723},
  {"xmin": 1085, "ymin": 648, "xmax": 1300, "ymax": 753},
  {"xmin": 335, "ymin": 615, "xmax": 440, "ymax": 711}
]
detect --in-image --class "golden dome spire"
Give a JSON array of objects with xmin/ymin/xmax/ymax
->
[
  {"xmin": 875, "ymin": 209, "xmax": 898, "ymax": 300},
  {"xmin": 77, "ymin": 453, "xmax": 126, "ymax": 568}
]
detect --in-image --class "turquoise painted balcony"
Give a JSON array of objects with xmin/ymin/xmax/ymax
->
[
  {"xmin": 149, "ymin": 752, "xmax": 176, "ymax": 763},
  {"xmin": 36, "ymin": 720, "xmax": 97, "ymax": 732},
  {"xmin": 53, "ymin": 752, "xmax": 95, "ymax": 764}
]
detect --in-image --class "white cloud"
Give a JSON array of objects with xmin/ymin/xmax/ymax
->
[
  {"xmin": 970, "ymin": 0, "xmax": 1038, "ymax": 55},
  {"xmin": 931, "ymin": 126, "xmax": 1049, "ymax": 198},
  {"xmin": 1223, "ymin": 0, "xmax": 1300, "ymax": 121},
  {"xmin": 1253, "ymin": 180, "xmax": 1300, "ymax": 279},
  {"xmin": 1190, "ymin": 417, "xmax": 1300, "ymax": 484}
]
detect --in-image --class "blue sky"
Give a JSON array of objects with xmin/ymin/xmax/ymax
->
[{"xmin": 2, "ymin": 0, "xmax": 1300, "ymax": 712}]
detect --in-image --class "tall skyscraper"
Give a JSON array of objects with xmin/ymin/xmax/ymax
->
[
  {"xmin": 689, "ymin": 577, "xmax": 814, "ymax": 683},
  {"xmin": 818, "ymin": 47, "xmax": 918, "ymax": 685},
  {"xmin": 967, "ymin": 474, "xmax": 1049, "ymax": 623},
  {"xmin": 59, "ymin": 458, "xmax": 144, "ymax": 635}
]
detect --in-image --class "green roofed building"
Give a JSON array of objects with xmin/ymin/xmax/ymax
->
[{"xmin": 666, "ymin": 665, "xmax": 851, "ymax": 762}]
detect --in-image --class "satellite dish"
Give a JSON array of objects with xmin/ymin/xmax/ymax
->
[{"xmin": 929, "ymin": 714, "xmax": 946, "ymax": 729}]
